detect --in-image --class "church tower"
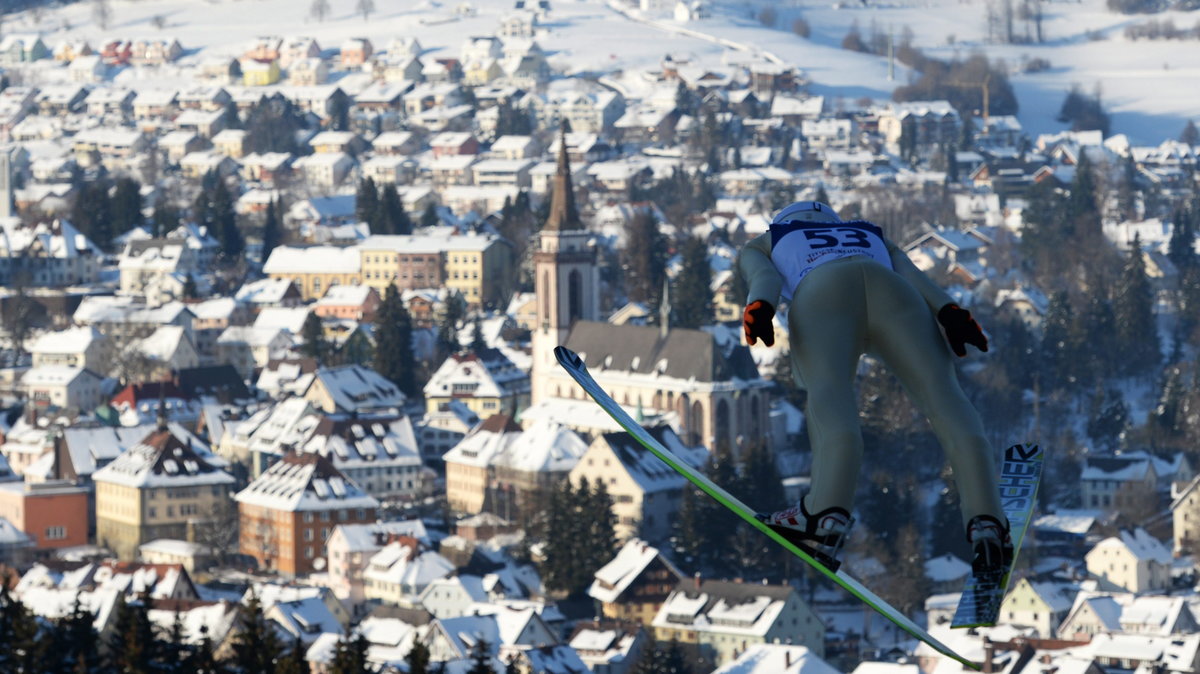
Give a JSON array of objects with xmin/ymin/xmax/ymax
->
[{"xmin": 530, "ymin": 125, "xmax": 599, "ymax": 406}]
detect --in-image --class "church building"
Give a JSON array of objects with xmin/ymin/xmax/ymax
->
[{"xmin": 528, "ymin": 127, "xmax": 772, "ymax": 454}]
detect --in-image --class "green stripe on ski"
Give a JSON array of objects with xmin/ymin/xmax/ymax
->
[{"xmin": 554, "ymin": 346, "xmax": 979, "ymax": 671}]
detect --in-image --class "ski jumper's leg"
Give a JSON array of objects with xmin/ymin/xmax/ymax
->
[
  {"xmin": 861, "ymin": 263, "xmax": 1004, "ymax": 528},
  {"xmin": 787, "ymin": 258, "xmax": 869, "ymax": 516}
]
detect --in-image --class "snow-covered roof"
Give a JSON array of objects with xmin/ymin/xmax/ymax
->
[
  {"xmin": 589, "ymin": 538, "xmax": 680, "ymax": 604},
  {"xmin": 331, "ymin": 520, "xmax": 430, "ymax": 553},
  {"xmin": 92, "ymin": 427, "xmax": 235, "ymax": 489},
  {"xmin": 712, "ymin": 644, "xmax": 839, "ymax": 673},
  {"xmin": 308, "ymin": 365, "xmax": 406, "ymax": 413},
  {"xmin": 235, "ymin": 278, "xmax": 297, "ymax": 305},
  {"xmin": 363, "ymin": 542, "xmax": 455, "ymax": 590},
  {"xmin": 234, "ymin": 451, "xmax": 379, "ymax": 512},
  {"xmin": 262, "ymin": 245, "xmax": 361, "ymax": 275},
  {"xmin": 1088, "ymin": 528, "xmax": 1172, "ymax": 565}
]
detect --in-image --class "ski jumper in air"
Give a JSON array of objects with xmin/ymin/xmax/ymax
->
[{"xmin": 739, "ymin": 201, "xmax": 1012, "ymax": 573}]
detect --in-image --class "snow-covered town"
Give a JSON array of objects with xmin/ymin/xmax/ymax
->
[{"xmin": 0, "ymin": 0, "xmax": 1197, "ymax": 671}]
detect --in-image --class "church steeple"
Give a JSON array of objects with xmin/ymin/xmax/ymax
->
[{"xmin": 543, "ymin": 122, "xmax": 582, "ymax": 232}]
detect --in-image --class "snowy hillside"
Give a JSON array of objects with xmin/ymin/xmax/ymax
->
[{"xmin": 2, "ymin": 0, "xmax": 1197, "ymax": 144}]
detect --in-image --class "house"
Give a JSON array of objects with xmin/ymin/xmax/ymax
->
[
  {"xmin": 1058, "ymin": 593, "xmax": 1198, "ymax": 640},
  {"xmin": 0, "ymin": 34, "xmax": 49, "ymax": 64},
  {"xmin": 360, "ymin": 155, "xmax": 414, "ymax": 187},
  {"xmin": 235, "ymin": 451, "xmax": 378, "ymax": 577},
  {"xmin": 93, "ymin": 424, "xmax": 236, "ymax": 561},
  {"xmin": 118, "ymin": 238, "xmax": 196, "ymax": 301},
  {"xmin": 430, "ymin": 131, "xmax": 480, "ymax": 158},
  {"xmin": 425, "ymin": 607, "xmax": 558, "ymax": 662},
  {"xmin": 216, "ymin": 326, "xmax": 291, "ymax": 378},
  {"xmin": 371, "ymin": 131, "xmax": 419, "ymax": 156},
  {"xmin": 712, "ymin": 645, "xmax": 838, "ymax": 674},
  {"xmin": 425, "ymin": 349, "xmax": 530, "ymax": 419},
  {"xmin": 1080, "ymin": 455, "xmax": 1158, "ymax": 522},
  {"xmin": 133, "ymin": 89, "xmax": 178, "ymax": 119},
  {"xmin": 287, "ymin": 57, "xmax": 330, "ymax": 86},
  {"xmin": 242, "ymin": 59, "xmax": 282, "ymax": 86},
  {"xmin": 326, "ymin": 520, "xmax": 430, "ymax": 604},
  {"xmin": 314, "ymin": 285, "xmax": 381, "ymax": 322},
  {"xmin": 0, "ymin": 434, "xmax": 90, "ymax": 552},
  {"xmin": 589, "ymin": 539, "xmax": 685, "ymax": 627},
  {"xmin": 1085, "ymin": 528, "xmax": 1172, "ymax": 593},
  {"xmin": 292, "ymin": 152, "xmax": 355, "ymax": 189},
  {"xmin": 998, "ymin": 578, "xmax": 1077, "ymax": 638},
  {"xmin": 304, "ymin": 364, "xmax": 405, "ymax": 414},
  {"xmin": 567, "ymin": 426, "xmax": 706, "ymax": 543},
  {"xmin": 263, "ymin": 245, "xmax": 362, "ymax": 301},
  {"xmin": 362, "ymin": 539, "xmax": 456, "ymax": 607},
  {"xmin": 86, "ymin": 87, "xmax": 136, "ymax": 118},
  {"xmin": 20, "ymin": 367, "xmax": 104, "ymax": 411},
  {"xmin": 280, "ymin": 36, "xmax": 322, "ymax": 67},
  {"xmin": 651, "ymin": 578, "xmax": 825, "ymax": 667},
  {"xmin": 340, "ymin": 38, "xmax": 374, "ymax": 68},
  {"xmin": 212, "ymin": 129, "xmax": 248, "ymax": 158},
  {"xmin": 180, "ymin": 151, "xmax": 238, "ymax": 180},
  {"xmin": 443, "ymin": 415, "xmax": 522, "ymax": 514},
  {"xmin": 131, "ymin": 326, "xmax": 201, "ymax": 377},
  {"xmin": 241, "ymin": 152, "xmax": 294, "ymax": 186},
  {"xmin": 159, "ymin": 131, "xmax": 207, "ymax": 162},
  {"xmin": 567, "ymin": 621, "xmax": 646, "ymax": 674},
  {"xmin": 29, "ymin": 326, "xmax": 110, "ymax": 372},
  {"xmin": 235, "ymin": 278, "xmax": 304, "ymax": 310}
]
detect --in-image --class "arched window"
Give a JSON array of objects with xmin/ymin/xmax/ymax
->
[{"xmin": 716, "ymin": 399, "xmax": 732, "ymax": 453}]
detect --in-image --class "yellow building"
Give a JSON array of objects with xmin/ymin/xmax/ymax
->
[
  {"xmin": 242, "ymin": 59, "xmax": 282, "ymax": 86},
  {"xmin": 424, "ymin": 350, "xmax": 529, "ymax": 419},
  {"xmin": 262, "ymin": 246, "xmax": 363, "ymax": 301},
  {"xmin": 93, "ymin": 426, "xmax": 236, "ymax": 561},
  {"xmin": 357, "ymin": 232, "xmax": 513, "ymax": 309}
]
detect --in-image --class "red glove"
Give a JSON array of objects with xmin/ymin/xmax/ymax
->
[
  {"xmin": 743, "ymin": 300, "xmax": 775, "ymax": 347},
  {"xmin": 937, "ymin": 303, "xmax": 988, "ymax": 356}
]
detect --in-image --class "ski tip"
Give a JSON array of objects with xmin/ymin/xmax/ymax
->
[{"xmin": 554, "ymin": 346, "xmax": 583, "ymax": 370}]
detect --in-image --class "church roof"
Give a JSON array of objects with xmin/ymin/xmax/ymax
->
[
  {"xmin": 562, "ymin": 320, "xmax": 759, "ymax": 383},
  {"xmin": 542, "ymin": 122, "xmax": 583, "ymax": 232}
]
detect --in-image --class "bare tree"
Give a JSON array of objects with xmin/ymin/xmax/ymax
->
[
  {"xmin": 92, "ymin": 0, "xmax": 112, "ymax": 30},
  {"xmin": 355, "ymin": 0, "xmax": 376, "ymax": 21},
  {"xmin": 192, "ymin": 495, "xmax": 241, "ymax": 569},
  {"xmin": 309, "ymin": 0, "xmax": 331, "ymax": 22}
]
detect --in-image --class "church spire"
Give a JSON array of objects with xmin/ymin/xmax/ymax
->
[{"xmin": 543, "ymin": 121, "xmax": 582, "ymax": 232}]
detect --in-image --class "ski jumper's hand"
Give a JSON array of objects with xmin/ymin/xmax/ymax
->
[
  {"xmin": 743, "ymin": 300, "xmax": 775, "ymax": 346},
  {"xmin": 937, "ymin": 304, "xmax": 988, "ymax": 356}
]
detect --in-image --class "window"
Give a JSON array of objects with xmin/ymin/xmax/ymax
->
[
  {"xmin": 320, "ymin": 511, "xmax": 330, "ymax": 522},
  {"xmin": 305, "ymin": 529, "xmax": 314, "ymax": 541},
  {"xmin": 45, "ymin": 526, "xmax": 66, "ymax": 540},
  {"xmin": 304, "ymin": 512, "xmax": 314, "ymax": 523}
]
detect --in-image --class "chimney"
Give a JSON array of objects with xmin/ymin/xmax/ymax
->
[
  {"xmin": 693, "ymin": 571, "xmax": 701, "ymax": 590},
  {"xmin": 982, "ymin": 637, "xmax": 994, "ymax": 674},
  {"xmin": 785, "ymin": 649, "xmax": 792, "ymax": 668}
]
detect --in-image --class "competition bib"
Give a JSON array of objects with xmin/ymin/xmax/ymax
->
[{"xmin": 769, "ymin": 220, "xmax": 894, "ymax": 301}]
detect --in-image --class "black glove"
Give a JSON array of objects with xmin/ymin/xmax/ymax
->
[
  {"xmin": 938, "ymin": 303, "xmax": 988, "ymax": 357},
  {"xmin": 743, "ymin": 300, "xmax": 775, "ymax": 347}
]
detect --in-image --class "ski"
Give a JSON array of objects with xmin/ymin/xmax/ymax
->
[
  {"xmin": 554, "ymin": 346, "xmax": 980, "ymax": 671},
  {"xmin": 951, "ymin": 443, "xmax": 1043, "ymax": 628}
]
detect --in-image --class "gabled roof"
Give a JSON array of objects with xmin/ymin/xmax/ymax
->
[
  {"xmin": 589, "ymin": 538, "xmax": 683, "ymax": 604},
  {"xmin": 563, "ymin": 320, "xmax": 760, "ymax": 383},
  {"xmin": 234, "ymin": 451, "xmax": 379, "ymax": 512},
  {"xmin": 92, "ymin": 427, "xmax": 235, "ymax": 489}
]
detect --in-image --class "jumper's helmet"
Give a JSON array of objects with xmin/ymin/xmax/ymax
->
[{"xmin": 772, "ymin": 200, "xmax": 841, "ymax": 225}]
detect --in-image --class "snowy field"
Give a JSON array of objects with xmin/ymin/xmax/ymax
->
[{"xmin": 2, "ymin": 0, "xmax": 1197, "ymax": 143}]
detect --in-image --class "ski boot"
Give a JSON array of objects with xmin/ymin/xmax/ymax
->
[
  {"xmin": 756, "ymin": 500, "xmax": 853, "ymax": 573},
  {"xmin": 967, "ymin": 514, "xmax": 1014, "ymax": 576}
]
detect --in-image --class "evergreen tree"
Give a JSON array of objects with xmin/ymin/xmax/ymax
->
[
  {"xmin": 244, "ymin": 96, "xmax": 304, "ymax": 155},
  {"xmin": 262, "ymin": 197, "xmax": 283, "ymax": 263},
  {"xmin": 300, "ymin": 312, "xmax": 328, "ymax": 363},
  {"xmin": 185, "ymin": 625, "xmax": 221, "ymax": 674},
  {"xmin": 110, "ymin": 176, "xmax": 144, "ymax": 235},
  {"xmin": 882, "ymin": 523, "xmax": 930, "ymax": 615},
  {"xmin": 151, "ymin": 196, "xmax": 182, "ymax": 237},
  {"xmin": 230, "ymin": 592, "xmax": 283, "ymax": 674},
  {"xmin": 1081, "ymin": 285, "xmax": 1117, "ymax": 386},
  {"xmin": 56, "ymin": 594, "xmax": 101, "ymax": 673},
  {"xmin": 211, "ymin": 178, "xmax": 244, "ymax": 260},
  {"xmin": 374, "ymin": 284, "xmax": 417, "ymax": 396},
  {"xmin": 71, "ymin": 181, "xmax": 115, "ymax": 251},
  {"xmin": 406, "ymin": 641, "xmax": 432, "ymax": 674},
  {"xmin": 107, "ymin": 593, "xmax": 159, "ymax": 674},
  {"xmin": 0, "ymin": 584, "xmax": 44, "ymax": 673},
  {"xmin": 436, "ymin": 292, "xmax": 466, "ymax": 359},
  {"xmin": 672, "ymin": 236, "xmax": 713, "ymax": 329},
  {"xmin": 540, "ymin": 478, "xmax": 616, "ymax": 596},
  {"xmin": 635, "ymin": 639, "xmax": 691, "ymax": 674},
  {"xmin": 1087, "ymin": 386, "xmax": 1129, "ymax": 452},
  {"xmin": 277, "ymin": 634, "xmax": 311, "ymax": 674},
  {"xmin": 929, "ymin": 480, "xmax": 968, "ymax": 559},
  {"xmin": 465, "ymin": 638, "xmax": 493, "ymax": 674},
  {"xmin": 1182, "ymin": 120, "xmax": 1200, "ymax": 146},
  {"xmin": 421, "ymin": 203, "xmax": 439, "ymax": 228},
  {"xmin": 1169, "ymin": 201, "xmax": 1197, "ymax": 272},
  {"xmin": 1040, "ymin": 291, "xmax": 1080, "ymax": 390},
  {"xmin": 469, "ymin": 314, "xmax": 487, "ymax": 353},
  {"xmin": 356, "ymin": 178, "xmax": 379, "ymax": 231},
  {"xmin": 378, "ymin": 185, "xmax": 411, "ymax": 235},
  {"xmin": 623, "ymin": 209, "xmax": 669, "ymax": 312},
  {"xmin": 671, "ymin": 487, "xmax": 707, "ymax": 572},
  {"xmin": 1113, "ymin": 234, "xmax": 1159, "ymax": 377},
  {"xmin": 330, "ymin": 628, "xmax": 369, "ymax": 674}
]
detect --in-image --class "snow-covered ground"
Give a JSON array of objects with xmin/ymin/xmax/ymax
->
[{"xmin": 4, "ymin": 0, "xmax": 1197, "ymax": 144}]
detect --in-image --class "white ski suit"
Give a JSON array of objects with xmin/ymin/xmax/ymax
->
[{"xmin": 739, "ymin": 215, "xmax": 1004, "ymax": 529}]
